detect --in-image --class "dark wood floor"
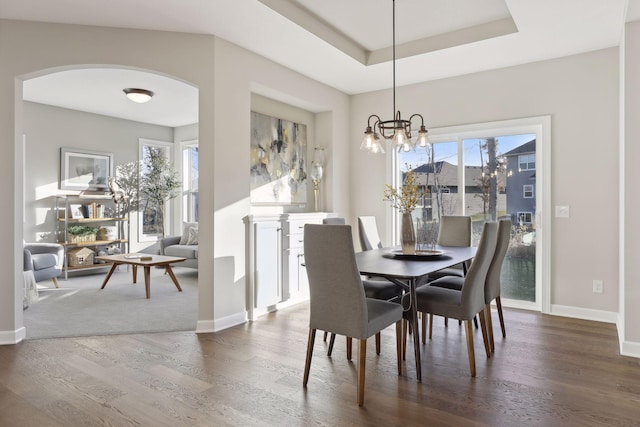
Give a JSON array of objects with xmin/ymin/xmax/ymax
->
[{"xmin": 0, "ymin": 305, "xmax": 638, "ymax": 426}]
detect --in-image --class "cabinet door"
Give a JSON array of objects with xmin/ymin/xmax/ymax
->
[{"xmin": 255, "ymin": 221, "xmax": 281, "ymax": 308}]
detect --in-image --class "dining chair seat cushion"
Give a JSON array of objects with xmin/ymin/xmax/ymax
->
[
  {"xmin": 362, "ymin": 279, "xmax": 403, "ymax": 301},
  {"xmin": 428, "ymin": 275, "xmax": 464, "ymax": 291},
  {"xmin": 428, "ymin": 267, "xmax": 464, "ymax": 281},
  {"xmin": 408, "ymin": 283, "xmax": 476, "ymax": 320}
]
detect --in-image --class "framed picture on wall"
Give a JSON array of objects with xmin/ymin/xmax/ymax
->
[
  {"xmin": 249, "ymin": 111, "xmax": 307, "ymax": 204},
  {"xmin": 60, "ymin": 147, "xmax": 113, "ymax": 191}
]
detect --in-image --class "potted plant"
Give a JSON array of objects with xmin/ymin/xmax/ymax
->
[
  {"xmin": 384, "ymin": 167, "xmax": 420, "ymax": 254},
  {"xmin": 67, "ymin": 225, "xmax": 100, "ymax": 243}
]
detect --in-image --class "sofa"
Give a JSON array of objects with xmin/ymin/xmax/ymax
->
[{"xmin": 159, "ymin": 222, "xmax": 198, "ymax": 269}]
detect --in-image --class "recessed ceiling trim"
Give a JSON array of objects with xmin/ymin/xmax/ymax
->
[
  {"xmin": 259, "ymin": 0, "xmax": 368, "ymax": 65},
  {"xmin": 367, "ymin": 17, "xmax": 519, "ymax": 65}
]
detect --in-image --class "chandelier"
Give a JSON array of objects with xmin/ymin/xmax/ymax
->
[{"xmin": 360, "ymin": 0, "xmax": 430, "ymax": 154}]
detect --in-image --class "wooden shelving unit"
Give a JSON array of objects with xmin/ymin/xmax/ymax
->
[{"xmin": 55, "ymin": 195, "xmax": 130, "ymax": 279}]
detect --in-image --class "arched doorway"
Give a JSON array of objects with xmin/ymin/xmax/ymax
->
[{"xmin": 21, "ymin": 66, "xmax": 200, "ymax": 339}]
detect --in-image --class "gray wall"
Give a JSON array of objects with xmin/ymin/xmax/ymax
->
[
  {"xmin": 23, "ymin": 101, "xmax": 174, "ymax": 252},
  {"xmin": 350, "ymin": 47, "xmax": 620, "ymax": 317}
]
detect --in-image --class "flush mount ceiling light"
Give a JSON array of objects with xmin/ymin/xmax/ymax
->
[
  {"xmin": 360, "ymin": 0, "xmax": 430, "ymax": 154},
  {"xmin": 123, "ymin": 88, "xmax": 154, "ymax": 103}
]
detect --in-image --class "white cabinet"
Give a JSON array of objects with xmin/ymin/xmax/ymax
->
[
  {"xmin": 244, "ymin": 213, "xmax": 335, "ymax": 320},
  {"xmin": 254, "ymin": 221, "xmax": 281, "ymax": 308}
]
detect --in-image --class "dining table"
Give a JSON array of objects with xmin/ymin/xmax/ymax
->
[{"xmin": 354, "ymin": 245, "xmax": 477, "ymax": 382}]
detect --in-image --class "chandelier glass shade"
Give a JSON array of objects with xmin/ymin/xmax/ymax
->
[{"xmin": 361, "ymin": 0, "xmax": 430, "ymax": 154}]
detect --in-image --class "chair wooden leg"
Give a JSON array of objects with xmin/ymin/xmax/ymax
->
[
  {"xmin": 478, "ymin": 310, "xmax": 491, "ymax": 359},
  {"xmin": 323, "ymin": 331, "xmax": 328, "ymax": 342},
  {"xmin": 303, "ymin": 329, "xmax": 316, "ymax": 386},
  {"xmin": 327, "ymin": 333, "xmax": 336, "ymax": 356},
  {"xmin": 357, "ymin": 339, "xmax": 367, "ymax": 406},
  {"xmin": 429, "ymin": 314, "xmax": 433, "ymax": 339},
  {"xmin": 496, "ymin": 296, "xmax": 506, "ymax": 338},
  {"xmin": 52, "ymin": 277, "xmax": 59, "ymax": 288},
  {"xmin": 485, "ymin": 303, "xmax": 495, "ymax": 353},
  {"xmin": 375, "ymin": 332, "xmax": 381, "ymax": 355},
  {"xmin": 464, "ymin": 320, "xmax": 476, "ymax": 377},
  {"xmin": 421, "ymin": 313, "xmax": 427, "ymax": 344},
  {"xmin": 346, "ymin": 337, "xmax": 353, "ymax": 361},
  {"xmin": 402, "ymin": 319, "xmax": 408, "ymax": 360},
  {"xmin": 395, "ymin": 321, "xmax": 402, "ymax": 375}
]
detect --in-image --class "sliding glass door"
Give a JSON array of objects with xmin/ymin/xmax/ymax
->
[{"xmin": 395, "ymin": 117, "xmax": 548, "ymax": 310}]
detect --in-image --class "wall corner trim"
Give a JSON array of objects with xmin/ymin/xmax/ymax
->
[
  {"xmin": 0, "ymin": 327, "xmax": 26, "ymax": 345},
  {"xmin": 196, "ymin": 311, "xmax": 247, "ymax": 333}
]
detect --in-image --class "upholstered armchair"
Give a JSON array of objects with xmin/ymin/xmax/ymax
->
[{"xmin": 23, "ymin": 242, "xmax": 64, "ymax": 287}]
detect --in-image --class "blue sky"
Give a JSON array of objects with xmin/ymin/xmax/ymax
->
[{"xmin": 399, "ymin": 133, "xmax": 535, "ymax": 171}]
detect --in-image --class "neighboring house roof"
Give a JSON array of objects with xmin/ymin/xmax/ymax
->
[
  {"xmin": 503, "ymin": 139, "xmax": 536, "ymax": 156},
  {"xmin": 410, "ymin": 161, "xmax": 485, "ymax": 187}
]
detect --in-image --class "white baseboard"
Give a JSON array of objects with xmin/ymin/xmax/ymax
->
[
  {"xmin": 196, "ymin": 311, "xmax": 247, "ymax": 333},
  {"xmin": 549, "ymin": 304, "xmax": 618, "ymax": 324},
  {"xmin": 0, "ymin": 327, "xmax": 26, "ymax": 345},
  {"xmin": 620, "ymin": 339, "xmax": 640, "ymax": 358}
]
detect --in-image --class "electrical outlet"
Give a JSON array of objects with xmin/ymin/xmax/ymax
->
[{"xmin": 593, "ymin": 280, "xmax": 604, "ymax": 294}]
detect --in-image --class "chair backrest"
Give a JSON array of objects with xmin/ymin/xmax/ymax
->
[
  {"xmin": 460, "ymin": 222, "xmax": 498, "ymax": 317},
  {"xmin": 304, "ymin": 224, "xmax": 368, "ymax": 339},
  {"xmin": 357, "ymin": 216, "xmax": 383, "ymax": 251},
  {"xmin": 437, "ymin": 215, "xmax": 472, "ymax": 247},
  {"xmin": 322, "ymin": 217, "xmax": 346, "ymax": 225},
  {"xmin": 485, "ymin": 219, "xmax": 511, "ymax": 303}
]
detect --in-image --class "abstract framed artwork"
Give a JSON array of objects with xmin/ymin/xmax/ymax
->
[
  {"xmin": 60, "ymin": 147, "xmax": 113, "ymax": 191},
  {"xmin": 250, "ymin": 112, "xmax": 307, "ymax": 204}
]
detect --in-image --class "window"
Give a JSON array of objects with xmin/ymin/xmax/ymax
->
[
  {"xmin": 517, "ymin": 212, "xmax": 533, "ymax": 224},
  {"xmin": 182, "ymin": 142, "xmax": 199, "ymax": 223},
  {"xmin": 518, "ymin": 154, "xmax": 535, "ymax": 171},
  {"xmin": 139, "ymin": 139, "xmax": 173, "ymax": 241},
  {"xmin": 523, "ymin": 184, "xmax": 534, "ymax": 198}
]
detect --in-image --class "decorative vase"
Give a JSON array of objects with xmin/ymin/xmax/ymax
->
[{"xmin": 401, "ymin": 212, "xmax": 416, "ymax": 254}]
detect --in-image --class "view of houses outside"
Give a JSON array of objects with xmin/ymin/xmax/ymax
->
[{"xmin": 398, "ymin": 134, "xmax": 536, "ymax": 302}]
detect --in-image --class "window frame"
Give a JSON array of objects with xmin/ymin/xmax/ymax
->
[
  {"xmin": 517, "ymin": 211, "xmax": 533, "ymax": 224},
  {"xmin": 389, "ymin": 115, "xmax": 551, "ymax": 314},
  {"xmin": 519, "ymin": 154, "xmax": 536, "ymax": 171},
  {"xmin": 523, "ymin": 184, "xmax": 534, "ymax": 199},
  {"xmin": 138, "ymin": 138, "xmax": 173, "ymax": 242},
  {"xmin": 181, "ymin": 139, "xmax": 199, "ymax": 224}
]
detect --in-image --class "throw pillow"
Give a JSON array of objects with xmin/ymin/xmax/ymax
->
[
  {"xmin": 185, "ymin": 226, "xmax": 199, "ymax": 245},
  {"xmin": 179, "ymin": 222, "xmax": 198, "ymax": 245}
]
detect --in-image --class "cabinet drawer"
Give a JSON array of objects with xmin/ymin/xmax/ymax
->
[
  {"xmin": 284, "ymin": 219, "xmax": 323, "ymax": 249},
  {"xmin": 286, "ymin": 219, "xmax": 323, "ymax": 235}
]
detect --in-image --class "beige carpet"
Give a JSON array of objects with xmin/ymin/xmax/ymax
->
[{"xmin": 23, "ymin": 266, "xmax": 198, "ymax": 339}]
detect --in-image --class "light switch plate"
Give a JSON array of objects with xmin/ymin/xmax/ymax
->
[{"xmin": 555, "ymin": 205, "xmax": 570, "ymax": 218}]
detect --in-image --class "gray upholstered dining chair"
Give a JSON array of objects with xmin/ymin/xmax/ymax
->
[
  {"xmin": 429, "ymin": 215, "xmax": 472, "ymax": 280},
  {"xmin": 484, "ymin": 219, "xmax": 511, "ymax": 352},
  {"xmin": 403, "ymin": 221, "xmax": 498, "ymax": 377},
  {"xmin": 303, "ymin": 224, "xmax": 403, "ymax": 406},
  {"xmin": 357, "ymin": 216, "xmax": 383, "ymax": 251},
  {"xmin": 322, "ymin": 217, "xmax": 403, "ymax": 357},
  {"xmin": 422, "ymin": 215, "xmax": 472, "ymax": 337}
]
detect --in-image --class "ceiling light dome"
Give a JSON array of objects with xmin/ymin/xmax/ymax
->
[{"xmin": 123, "ymin": 88, "xmax": 154, "ymax": 103}]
